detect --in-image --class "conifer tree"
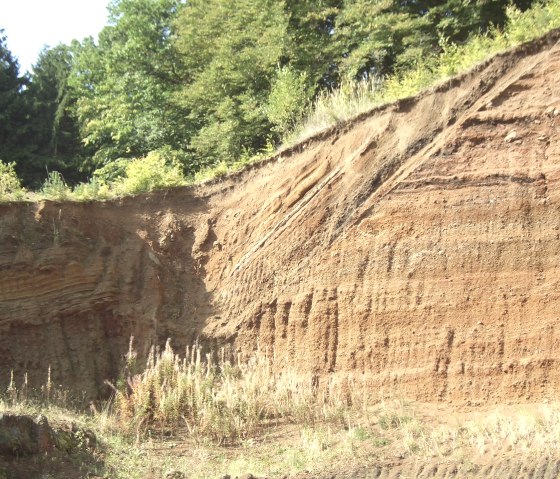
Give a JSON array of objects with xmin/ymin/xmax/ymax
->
[{"xmin": 0, "ymin": 30, "xmax": 30, "ymax": 170}]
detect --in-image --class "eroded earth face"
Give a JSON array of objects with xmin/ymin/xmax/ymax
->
[{"xmin": 1, "ymin": 31, "xmax": 560, "ymax": 406}]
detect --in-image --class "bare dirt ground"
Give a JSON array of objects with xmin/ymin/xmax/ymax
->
[
  {"xmin": 100, "ymin": 401, "xmax": 560, "ymax": 479},
  {"xmin": 1, "ymin": 30, "xmax": 560, "ymax": 479},
  {"xmin": 3, "ymin": 401, "xmax": 560, "ymax": 478}
]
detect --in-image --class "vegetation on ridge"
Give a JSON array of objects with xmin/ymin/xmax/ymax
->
[{"xmin": 2, "ymin": 0, "xmax": 559, "ymax": 201}]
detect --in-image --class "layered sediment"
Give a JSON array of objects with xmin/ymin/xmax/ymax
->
[{"xmin": 1, "ymin": 31, "xmax": 559, "ymax": 402}]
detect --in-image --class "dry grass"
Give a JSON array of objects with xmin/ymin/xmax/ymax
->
[
  {"xmin": 95, "ymin": 400, "xmax": 560, "ymax": 479},
  {"xmin": 283, "ymin": 77, "xmax": 384, "ymax": 147},
  {"xmin": 367, "ymin": 401, "xmax": 560, "ymax": 461},
  {"xmin": 3, "ymin": 347, "xmax": 560, "ymax": 478},
  {"xmin": 108, "ymin": 339, "xmax": 365, "ymax": 445}
]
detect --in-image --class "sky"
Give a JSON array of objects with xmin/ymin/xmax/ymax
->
[{"xmin": 1, "ymin": 0, "xmax": 110, "ymax": 73}]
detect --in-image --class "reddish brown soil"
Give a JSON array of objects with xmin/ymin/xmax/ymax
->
[{"xmin": 1, "ymin": 31, "xmax": 560, "ymax": 403}]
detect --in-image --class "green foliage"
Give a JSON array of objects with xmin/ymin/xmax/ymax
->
[
  {"xmin": 41, "ymin": 171, "xmax": 71, "ymax": 200},
  {"xmin": 383, "ymin": 56, "xmax": 439, "ymax": 101},
  {"xmin": 29, "ymin": 46, "xmax": 74, "ymax": 149},
  {"xmin": 0, "ymin": 34, "xmax": 86, "ymax": 189},
  {"xmin": 0, "ymin": 30, "xmax": 31, "ymax": 171},
  {"xmin": 283, "ymin": 0, "xmax": 341, "ymax": 88},
  {"xmin": 192, "ymin": 139, "xmax": 276, "ymax": 184},
  {"xmin": 20, "ymin": 44, "xmax": 86, "ymax": 188},
  {"xmin": 92, "ymin": 158, "xmax": 129, "ymax": 185},
  {"xmin": 267, "ymin": 67, "xmax": 311, "ymax": 138},
  {"xmin": 113, "ymin": 151, "xmax": 185, "ymax": 195},
  {"xmin": 70, "ymin": 0, "xmax": 188, "ymax": 167},
  {"xmin": 72, "ymin": 178, "xmax": 110, "ymax": 201},
  {"xmin": 175, "ymin": 0, "xmax": 288, "ymax": 166},
  {"xmin": 0, "ymin": 161, "xmax": 25, "ymax": 201},
  {"xmin": 333, "ymin": 0, "xmax": 535, "ymax": 80},
  {"xmin": 384, "ymin": 0, "xmax": 560, "ymax": 99},
  {"xmin": 66, "ymin": 150, "xmax": 187, "ymax": 199},
  {"xmin": 334, "ymin": 0, "xmax": 430, "ymax": 78},
  {"xmin": 505, "ymin": 0, "xmax": 560, "ymax": 43}
]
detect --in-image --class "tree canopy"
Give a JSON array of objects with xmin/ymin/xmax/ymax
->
[
  {"xmin": 0, "ymin": 0, "xmax": 540, "ymax": 188},
  {"xmin": 0, "ymin": 30, "xmax": 30, "ymax": 170}
]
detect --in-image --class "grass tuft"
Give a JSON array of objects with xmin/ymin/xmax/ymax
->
[
  {"xmin": 0, "ymin": 161, "xmax": 26, "ymax": 201},
  {"xmin": 108, "ymin": 339, "xmax": 366, "ymax": 445}
]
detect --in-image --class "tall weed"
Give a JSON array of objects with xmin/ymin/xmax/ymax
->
[
  {"xmin": 41, "ymin": 171, "xmax": 71, "ymax": 201},
  {"xmin": 285, "ymin": 77, "xmax": 383, "ymax": 146},
  {"xmin": 109, "ymin": 340, "xmax": 365, "ymax": 444}
]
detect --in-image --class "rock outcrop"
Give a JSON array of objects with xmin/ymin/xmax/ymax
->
[{"xmin": 0, "ymin": 413, "xmax": 94, "ymax": 457}]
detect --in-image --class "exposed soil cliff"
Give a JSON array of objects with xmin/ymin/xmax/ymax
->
[{"xmin": 1, "ymin": 31, "xmax": 560, "ymax": 402}]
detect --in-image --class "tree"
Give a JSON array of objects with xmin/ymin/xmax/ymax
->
[
  {"xmin": 0, "ymin": 30, "xmax": 30, "ymax": 170},
  {"xmin": 283, "ymin": 0, "xmax": 342, "ymax": 88},
  {"xmin": 333, "ymin": 0, "xmax": 537, "ymax": 80},
  {"xmin": 174, "ymin": 0, "xmax": 289, "ymax": 166},
  {"xmin": 17, "ymin": 44, "xmax": 85, "ymax": 186},
  {"xmin": 70, "ymin": 0, "xmax": 189, "ymax": 169},
  {"xmin": 29, "ymin": 46, "xmax": 75, "ymax": 157}
]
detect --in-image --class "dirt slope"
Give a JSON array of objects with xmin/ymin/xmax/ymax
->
[{"xmin": 1, "ymin": 31, "xmax": 560, "ymax": 402}]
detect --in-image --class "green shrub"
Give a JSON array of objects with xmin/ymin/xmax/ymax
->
[
  {"xmin": 286, "ymin": 77, "xmax": 383, "ymax": 145},
  {"xmin": 92, "ymin": 159, "xmax": 130, "ymax": 185},
  {"xmin": 0, "ymin": 161, "xmax": 25, "ymax": 201},
  {"xmin": 112, "ymin": 151, "xmax": 186, "ymax": 195},
  {"xmin": 72, "ymin": 177, "xmax": 110, "ymax": 201},
  {"xmin": 30, "ymin": 150, "xmax": 188, "ymax": 201},
  {"xmin": 267, "ymin": 67, "xmax": 311, "ymax": 138},
  {"xmin": 41, "ymin": 171, "xmax": 71, "ymax": 201},
  {"xmin": 506, "ymin": 1, "xmax": 560, "ymax": 44},
  {"xmin": 383, "ymin": 55, "xmax": 438, "ymax": 102}
]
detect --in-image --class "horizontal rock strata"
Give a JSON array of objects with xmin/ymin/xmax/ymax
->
[{"xmin": 1, "ymin": 31, "xmax": 559, "ymax": 403}]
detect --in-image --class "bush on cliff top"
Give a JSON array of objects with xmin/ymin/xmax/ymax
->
[{"xmin": 0, "ymin": 161, "xmax": 25, "ymax": 201}]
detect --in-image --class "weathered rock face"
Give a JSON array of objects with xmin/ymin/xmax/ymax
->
[
  {"xmin": 0, "ymin": 414, "xmax": 46, "ymax": 456},
  {"xmin": 0, "ymin": 195, "xmax": 213, "ymax": 397},
  {"xmin": 0, "ymin": 413, "xmax": 97, "ymax": 479},
  {"xmin": 1, "ymin": 31, "xmax": 560, "ymax": 403}
]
